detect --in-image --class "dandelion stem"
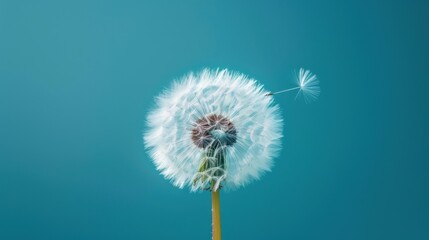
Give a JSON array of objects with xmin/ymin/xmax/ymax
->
[{"xmin": 212, "ymin": 188, "xmax": 222, "ymax": 240}]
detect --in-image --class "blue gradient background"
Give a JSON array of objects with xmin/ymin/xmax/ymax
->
[{"xmin": 1, "ymin": 1, "xmax": 428, "ymax": 239}]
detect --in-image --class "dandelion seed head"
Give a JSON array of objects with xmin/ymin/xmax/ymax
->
[{"xmin": 144, "ymin": 69, "xmax": 283, "ymax": 191}]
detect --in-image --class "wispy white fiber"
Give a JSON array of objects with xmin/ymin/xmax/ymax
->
[
  {"xmin": 144, "ymin": 69, "xmax": 283, "ymax": 191},
  {"xmin": 295, "ymin": 68, "xmax": 320, "ymax": 102}
]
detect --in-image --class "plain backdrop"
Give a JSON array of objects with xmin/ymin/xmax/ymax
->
[{"xmin": 1, "ymin": 0, "xmax": 428, "ymax": 239}]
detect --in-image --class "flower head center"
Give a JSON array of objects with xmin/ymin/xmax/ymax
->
[
  {"xmin": 210, "ymin": 129, "xmax": 227, "ymax": 140},
  {"xmin": 191, "ymin": 114, "xmax": 237, "ymax": 149}
]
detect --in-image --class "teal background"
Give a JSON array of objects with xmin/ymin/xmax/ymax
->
[{"xmin": 1, "ymin": 1, "xmax": 428, "ymax": 239}]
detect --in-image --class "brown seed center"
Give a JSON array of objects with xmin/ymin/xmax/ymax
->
[{"xmin": 191, "ymin": 114, "xmax": 237, "ymax": 149}]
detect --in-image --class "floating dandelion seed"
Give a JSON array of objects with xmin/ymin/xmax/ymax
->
[
  {"xmin": 144, "ymin": 69, "xmax": 283, "ymax": 192},
  {"xmin": 267, "ymin": 68, "xmax": 320, "ymax": 103}
]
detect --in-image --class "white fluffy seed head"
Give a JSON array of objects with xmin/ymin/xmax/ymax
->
[
  {"xmin": 144, "ymin": 69, "xmax": 283, "ymax": 191},
  {"xmin": 295, "ymin": 68, "xmax": 320, "ymax": 102}
]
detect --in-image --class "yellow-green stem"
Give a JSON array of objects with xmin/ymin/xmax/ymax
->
[{"xmin": 212, "ymin": 189, "xmax": 221, "ymax": 240}]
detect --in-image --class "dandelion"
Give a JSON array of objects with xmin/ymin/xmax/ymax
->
[
  {"xmin": 144, "ymin": 68, "xmax": 319, "ymax": 240},
  {"xmin": 144, "ymin": 69, "xmax": 282, "ymax": 239}
]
